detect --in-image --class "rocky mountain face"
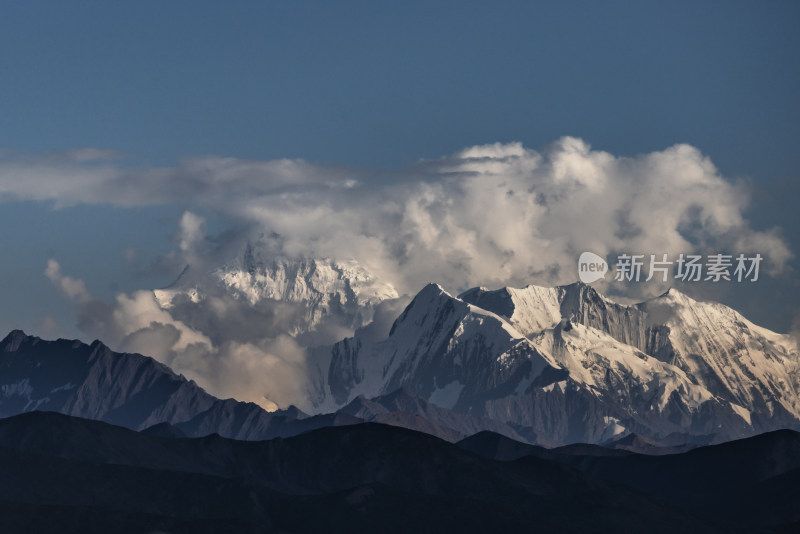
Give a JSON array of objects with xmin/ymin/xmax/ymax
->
[
  {"xmin": 314, "ymin": 283, "xmax": 555, "ymax": 413},
  {"xmin": 459, "ymin": 282, "xmax": 649, "ymax": 347},
  {"xmin": 0, "ymin": 330, "xmax": 334, "ymax": 440},
  {"xmin": 461, "ymin": 283, "xmax": 800, "ymax": 432},
  {"xmin": 637, "ymin": 289, "xmax": 800, "ymax": 429},
  {"xmin": 0, "ymin": 330, "xmax": 511, "ymax": 444},
  {"xmin": 314, "ymin": 282, "xmax": 800, "ymax": 445},
  {"xmin": 3, "ymin": 267, "xmax": 798, "ymax": 448},
  {"xmin": 0, "ymin": 330, "xmax": 217, "ymax": 430}
]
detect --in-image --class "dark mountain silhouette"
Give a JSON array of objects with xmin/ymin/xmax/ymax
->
[
  {"xmin": 339, "ymin": 386, "xmax": 531, "ymax": 442},
  {"xmin": 460, "ymin": 427, "xmax": 800, "ymax": 532},
  {"xmin": 0, "ymin": 411, "xmax": 743, "ymax": 534}
]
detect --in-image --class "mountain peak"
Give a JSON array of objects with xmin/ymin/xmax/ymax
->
[
  {"xmin": 649, "ymin": 286, "xmax": 696, "ymax": 307},
  {"xmin": 561, "ymin": 280, "xmax": 591, "ymax": 290},
  {"xmin": 1, "ymin": 329, "xmax": 32, "ymax": 352},
  {"xmin": 418, "ymin": 282, "xmax": 449, "ymax": 297},
  {"xmin": 658, "ymin": 286, "xmax": 683, "ymax": 298},
  {"xmin": 388, "ymin": 283, "xmax": 457, "ymax": 336},
  {"xmin": 459, "ymin": 283, "xmax": 563, "ymax": 335},
  {"xmin": 3, "ymin": 328, "xmax": 28, "ymax": 341},
  {"xmin": 559, "ymin": 280, "xmax": 608, "ymax": 301}
]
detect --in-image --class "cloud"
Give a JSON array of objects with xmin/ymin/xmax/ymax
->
[
  {"xmin": 44, "ymin": 260, "xmax": 92, "ymax": 302},
  {"xmin": 0, "ymin": 150, "xmax": 363, "ymax": 208},
  {"xmin": 93, "ymin": 290, "xmax": 312, "ymax": 409},
  {"xmin": 33, "ymin": 137, "xmax": 795, "ymax": 409},
  {"xmin": 177, "ymin": 211, "xmax": 205, "ymax": 252},
  {"xmin": 45, "ymin": 261, "xmax": 311, "ymax": 410},
  {"xmin": 34, "ymin": 315, "xmax": 65, "ymax": 339},
  {"xmin": 790, "ymin": 315, "xmax": 800, "ymax": 352},
  {"xmin": 174, "ymin": 210, "xmax": 209, "ymax": 268},
  {"xmin": 351, "ymin": 297, "xmax": 413, "ymax": 344},
  {"xmin": 8, "ymin": 138, "xmax": 792, "ymax": 299}
]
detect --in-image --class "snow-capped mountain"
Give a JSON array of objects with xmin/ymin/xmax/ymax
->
[
  {"xmin": 312, "ymin": 283, "xmax": 554, "ymax": 412},
  {"xmin": 7, "ymin": 249, "xmax": 798, "ymax": 447},
  {"xmin": 462, "ymin": 283, "xmax": 800, "ymax": 430},
  {"xmin": 638, "ymin": 289, "xmax": 800, "ymax": 429},
  {"xmin": 154, "ymin": 243, "xmax": 398, "ymax": 336},
  {"xmin": 459, "ymin": 282, "xmax": 649, "ymax": 346},
  {"xmin": 313, "ymin": 282, "xmax": 799, "ymax": 445}
]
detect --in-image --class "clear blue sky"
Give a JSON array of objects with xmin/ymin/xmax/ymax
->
[
  {"xmin": 0, "ymin": 0, "xmax": 798, "ymax": 335},
  {"xmin": 2, "ymin": 1, "xmax": 798, "ymax": 174}
]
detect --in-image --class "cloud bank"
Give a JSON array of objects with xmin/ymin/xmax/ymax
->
[
  {"xmin": 24, "ymin": 137, "xmax": 792, "ymax": 409},
  {"xmin": 46, "ymin": 259, "xmax": 309, "ymax": 411},
  {"xmin": 6, "ymin": 137, "xmax": 790, "ymax": 296}
]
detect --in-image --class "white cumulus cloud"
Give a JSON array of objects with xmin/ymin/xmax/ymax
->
[
  {"xmin": 6, "ymin": 137, "xmax": 791, "ymax": 297},
  {"xmin": 29, "ymin": 137, "xmax": 794, "ymax": 409}
]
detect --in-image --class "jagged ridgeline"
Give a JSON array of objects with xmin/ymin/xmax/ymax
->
[
  {"xmin": 313, "ymin": 282, "xmax": 800, "ymax": 445},
  {"xmin": 2, "ymin": 251, "xmax": 799, "ymax": 447}
]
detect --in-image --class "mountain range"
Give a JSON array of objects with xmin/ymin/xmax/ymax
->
[
  {"xmin": 3, "ymin": 256, "xmax": 800, "ymax": 447},
  {"xmin": 312, "ymin": 281, "xmax": 799, "ymax": 445},
  {"xmin": 141, "ymin": 248, "xmax": 800, "ymax": 445},
  {"xmin": 0, "ymin": 329, "xmax": 523, "ymax": 444},
  {"xmin": 3, "ymin": 252, "xmax": 800, "ymax": 531}
]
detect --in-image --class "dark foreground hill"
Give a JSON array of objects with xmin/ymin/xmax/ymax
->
[
  {"xmin": 458, "ymin": 428, "xmax": 800, "ymax": 532},
  {"xmin": 0, "ymin": 412, "xmax": 798, "ymax": 533}
]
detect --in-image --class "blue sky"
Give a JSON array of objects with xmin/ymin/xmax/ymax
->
[
  {"xmin": 3, "ymin": 1, "xmax": 798, "ymax": 173},
  {"xmin": 0, "ymin": 0, "xmax": 798, "ymax": 337}
]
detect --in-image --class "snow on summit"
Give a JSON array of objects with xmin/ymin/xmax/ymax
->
[
  {"xmin": 314, "ymin": 280, "xmax": 799, "ymax": 444},
  {"xmin": 154, "ymin": 243, "xmax": 398, "ymax": 335},
  {"xmin": 140, "ymin": 241, "xmax": 799, "ymax": 445}
]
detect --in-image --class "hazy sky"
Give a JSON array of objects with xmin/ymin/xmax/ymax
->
[{"xmin": 1, "ymin": 0, "xmax": 798, "ymax": 343}]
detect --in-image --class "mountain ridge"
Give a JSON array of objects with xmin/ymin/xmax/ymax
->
[
  {"xmin": 3, "ymin": 272, "xmax": 798, "ymax": 448},
  {"xmin": 316, "ymin": 280, "xmax": 800, "ymax": 445},
  {"xmin": 0, "ymin": 330, "xmax": 317, "ymax": 439},
  {"xmin": 0, "ymin": 329, "xmax": 537, "ymax": 444}
]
